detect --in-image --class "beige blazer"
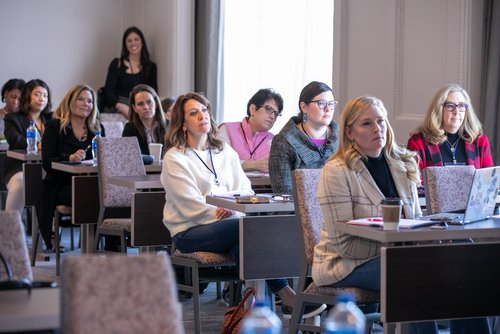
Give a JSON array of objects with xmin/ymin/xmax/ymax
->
[{"xmin": 312, "ymin": 154, "xmax": 421, "ymax": 287}]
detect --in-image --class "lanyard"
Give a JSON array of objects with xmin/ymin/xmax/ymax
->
[
  {"xmin": 240, "ymin": 123, "xmax": 267, "ymax": 159},
  {"xmin": 191, "ymin": 148, "xmax": 220, "ymax": 186}
]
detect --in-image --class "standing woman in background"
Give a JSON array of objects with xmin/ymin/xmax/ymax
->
[
  {"xmin": 407, "ymin": 83, "xmax": 493, "ymax": 171},
  {"xmin": 122, "ymin": 84, "xmax": 167, "ymax": 155},
  {"xmin": 3, "ymin": 79, "xmax": 52, "ymax": 214},
  {"xmin": 39, "ymin": 84, "xmax": 104, "ymax": 250},
  {"xmin": 102, "ymin": 26, "xmax": 157, "ymax": 120},
  {"xmin": 0, "ymin": 78, "xmax": 25, "ymax": 138},
  {"xmin": 269, "ymin": 81, "xmax": 339, "ymax": 194}
]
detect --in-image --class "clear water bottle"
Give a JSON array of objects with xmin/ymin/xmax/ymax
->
[
  {"xmin": 324, "ymin": 292, "xmax": 366, "ymax": 334},
  {"xmin": 240, "ymin": 302, "xmax": 281, "ymax": 334},
  {"xmin": 92, "ymin": 131, "xmax": 101, "ymax": 164},
  {"xmin": 26, "ymin": 121, "xmax": 38, "ymax": 154}
]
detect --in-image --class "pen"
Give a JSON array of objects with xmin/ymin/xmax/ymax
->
[
  {"xmin": 85, "ymin": 145, "xmax": 91, "ymax": 152},
  {"xmin": 367, "ymin": 218, "xmax": 383, "ymax": 222}
]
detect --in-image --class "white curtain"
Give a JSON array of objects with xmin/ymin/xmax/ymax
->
[{"xmin": 221, "ymin": 0, "xmax": 334, "ymax": 132}]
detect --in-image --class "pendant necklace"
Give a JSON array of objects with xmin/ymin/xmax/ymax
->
[
  {"xmin": 301, "ymin": 123, "xmax": 328, "ymax": 159},
  {"xmin": 191, "ymin": 148, "xmax": 220, "ymax": 186},
  {"xmin": 445, "ymin": 136, "xmax": 460, "ymax": 164},
  {"xmin": 240, "ymin": 123, "xmax": 267, "ymax": 160}
]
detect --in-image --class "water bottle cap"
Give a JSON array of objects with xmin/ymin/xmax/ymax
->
[
  {"xmin": 336, "ymin": 291, "xmax": 355, "ymax": 303},
  {"xmin": 95, "ymin": 131, "xmax": 101, "ymax": 135},
  {"xmin": 253, "ymin": 301, "xmax": 270, "ymax": 308}
]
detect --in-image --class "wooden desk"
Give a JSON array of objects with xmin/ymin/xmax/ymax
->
[
  {"xmin": 206, "ymin": 195, "xmax": 294, "ymax": 214},
  {"xmin": 207, "ymin": 195, "xmax": 297, "ymax": 300},
  {"xmin": 51, "ymin": 161, "xmax": 163, "ymax": 253},
  {"xmin": 0, "ymin": 288, "xmax": 60, "ymax": 332},
  {"xmin": 6, "ymin": 150, "xmax": 42, "ymax": 162},
  {"xmin": 102, "ymin": 174, "xmax": 169, "ymax": 249},
  {"xmin": 334, "ymin": 218, "xmax": 500, "ymax": 333}
]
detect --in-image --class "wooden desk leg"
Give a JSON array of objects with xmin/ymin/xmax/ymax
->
[
  {"xmin": 80, "ymin": 224, "xmax": 96, "ymax": 254},
  {"xmin": 80, "ymin": 226, "xmax": 87, "ymax": 253}
]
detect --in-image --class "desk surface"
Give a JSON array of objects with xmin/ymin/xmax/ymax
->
[
  {"xmin": 52, "ymin": 161, "xmax": 163, "ymax": 174},
  {"xmin": 6, "ymin": 150, "xmax": 42, "ymax": 162},
  {"xmin": 206, "ymin": 195, "xmax": 294, "ymax": 213},
  {"xmin": 334, "ymin": 217, "xmax": 500, "ymax": 243},
  {"xmin": 0, "ymin": 287, "xmax": 60, "ymax": 332},
  {"xmin": 109, "ymin": 174, "xmax": 162, "ymax": 190}
]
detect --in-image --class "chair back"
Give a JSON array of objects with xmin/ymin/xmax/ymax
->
[
  {"xmin": 0, "ymin": 211, "xmax": 32, "ymax": 281},
  {"xmin": 62, "ymin": 253, "xmax": 184, "ymax": 334},
  {"xmin": 292, "ymin": 169, "xmax": 323, "ymax": 265},
  {"xmin": 101, "ymin": 121, "xmax": 124, "ymax": 138},
  {"xmin": 97, "ymin": 137, "xmax": 146, "ymax": 208},
  {"xmin": 423, "ymin": 166, "xmax": 475, "ymax": 214}
]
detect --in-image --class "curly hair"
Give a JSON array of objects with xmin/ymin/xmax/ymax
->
[
  {"xmin": 332, "ymin": 95, "xmax": 420, "ymax": 185},
  {"xmin": 165, "ymin": 92, "xmax": 224, "ymax": 152},
  {"xmin": 54, "ymin": 84, "xmax": 100, "ymax": 134},
  {"xmin": 410, "ymin": 83, "xmax": 483, "ymax": 144}
]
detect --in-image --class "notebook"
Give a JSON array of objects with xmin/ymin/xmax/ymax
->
[{"xmin": 424, "ymin": 166, "xmax": 500, "ymax": 225}]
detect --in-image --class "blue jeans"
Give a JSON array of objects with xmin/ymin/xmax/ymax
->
[
  {"xmin": 172, "ymin": 218, "xmax": 288, "ymax": 294},
  {"xmin": 329, "ymin": 257, "xmax": 490, "ymax": 334}
]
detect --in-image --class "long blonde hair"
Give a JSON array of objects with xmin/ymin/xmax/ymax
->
[
  {"xmin": 410, "ymin": 83, "xmax": 483, "ymax": 144},
  {"xmin": 54, "ymin": 84, "xmax": 100, "ymax": 133},
  {"xmin": 332, "ymin": 96, "xmax": 420, "ymax": 184}
]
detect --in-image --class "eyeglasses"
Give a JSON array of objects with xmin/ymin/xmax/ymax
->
[
  {"xmin": 442, "ymin": 102, "xmax": 468, "ymax": 112},
  {"xmin": 309, "ymin": 99, "xmax": 338, "ymax": 110},
  {"xmin": 260, "ymin": 105, "xmax": 282, "ymax": 117}
]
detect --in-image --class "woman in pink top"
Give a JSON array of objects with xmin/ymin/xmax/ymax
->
[{"xmin": 218, "ymin": 88, "xmax": 283, "ymax": 173}]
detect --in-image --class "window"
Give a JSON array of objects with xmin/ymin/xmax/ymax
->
[{"xmin": 222, "ymin": 0, "xmax": 334, "ymax": 133}]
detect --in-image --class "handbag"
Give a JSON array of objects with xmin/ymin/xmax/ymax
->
[{"xmin": 221, "ymin": 287, "xmax": 257, "ymax": 334}]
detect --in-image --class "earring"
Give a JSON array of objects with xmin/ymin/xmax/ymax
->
[{"xmin": 302, "ymin": 114, "xmax": 307, "ymax": 122}]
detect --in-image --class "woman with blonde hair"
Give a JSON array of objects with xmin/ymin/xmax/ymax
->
[
  {"xmin": 316, "ymin": 96, "xmax": 492, "ymax": 333},
  {"xmin": 407, "ymin": 83, "xmax": 493, "ymax": 170},
  {"xmin": 39, "ymin": 84, "xmax": 104, "ymax": 250}
]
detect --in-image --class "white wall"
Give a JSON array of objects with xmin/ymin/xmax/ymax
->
[
  {"xmin": 333, "ymin": 0, "xmax": 484, "ymax": 144},
  {"xmin": 0, "ymin": 0, "xmax": 194, "ymax": 108}
]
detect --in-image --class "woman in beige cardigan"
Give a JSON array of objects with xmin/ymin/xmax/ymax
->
[{"xmin": 312, "ymin": 96, "xmax": 491, "ymax": 334}]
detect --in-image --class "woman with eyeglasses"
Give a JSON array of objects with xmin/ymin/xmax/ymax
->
[
  {"xmin": 407, "ymin": 83, "xmax": 493, "ymax": 170},
  {"xmin": 269, "ymin": 81, "xmax": 339, "ymax": 194},
  {"xmin": 218, "ymin": 88, "xmax": 283, "ymax": 173}
]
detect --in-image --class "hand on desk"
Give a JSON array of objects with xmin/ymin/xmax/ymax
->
[
  {"xmin": 215, "ymin": 207, "xmax": 234, "ymax": 219},
  {"xmin": 242, "ymin": 158, "xmax": 269, "ymax": 173},
  {"xmin": 69, "ymin": 149, "xmax": 86, "ymax": 162}
]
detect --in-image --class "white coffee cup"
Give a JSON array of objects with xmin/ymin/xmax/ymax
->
[
  {"xmin": 148, "ymin": 143, "xmax": 163, "ymax": 162},
  {"xmin": 380, "ymin": 197, "xmax": 403, "ymax": 230}
]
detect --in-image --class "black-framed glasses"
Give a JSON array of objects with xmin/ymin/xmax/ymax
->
[
  {"xmin": 260, "ymin": 105, "xmax": 282, "ymax": 117},
  {"xmin": 442, "ymin": 102, "xmax": 468, "ymax": 112},
  {"xmin": 309, "ymin": 99, "xmax": 338, "ymax": 110}
]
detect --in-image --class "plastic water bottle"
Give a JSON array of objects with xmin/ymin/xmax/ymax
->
[
  {"xmin": 240, "ymin": 302, "xmax": 282, "ymax": 334},
  {"xmin": 92, "ymin": 131, "xmax": 101, "ymax": 164},
  {"xmin": 26, "ymin": 121, "xmax": 38, "ymax": 154},
  {"xmin": 324, "ymin": 292, "xmax": 366, "ymax": 334}
]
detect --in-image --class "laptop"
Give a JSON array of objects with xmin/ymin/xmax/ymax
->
[{"xmin": 424, "ymin": 166, "xmax": 500, "ymax": 225}]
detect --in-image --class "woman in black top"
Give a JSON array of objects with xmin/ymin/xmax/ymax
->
[
  {"xmin": 39, "ymin": 84, "xmax": 104, "ymax": 250},
  {"xmin": 3, "ymin": 79, "xmax": 52, "ymax": 214},
  {"xmin": 103, "ymin": 26, "xmax": 157, "ymax": 120},
  {"xmin": 122, "ymin": 84, "xmax": 167, "ymax": 156}
]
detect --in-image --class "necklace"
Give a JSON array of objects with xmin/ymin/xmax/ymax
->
[
  {"xmin": 191, "ymin": 148, "xmax": 220, "ymax": 186},
  {"xmin": 240, "ymin": 123, "xmax": 267, "ymax": 160},
  {"xmin": 301, "ymin": 123, "xmax": 328, "ymax": 158},
  {"xmin": 144, "ymin": 126, "xmax": 155, "ymax": 144},
  {"xmin": 445, "ymin": 136, "xmax": 460, "ymax": 164}
]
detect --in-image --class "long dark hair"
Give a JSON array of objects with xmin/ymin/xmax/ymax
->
[
  {"xmin": 120, "ymin": 26, "xmax": 154, "ymax": 77},
  {"xmin": 129, "ymin": 84, "xmax": 167, "ymax": 142},
  {"xmin": 18, "ymin": 79, "xmax": 52, "ymax": 116}
]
